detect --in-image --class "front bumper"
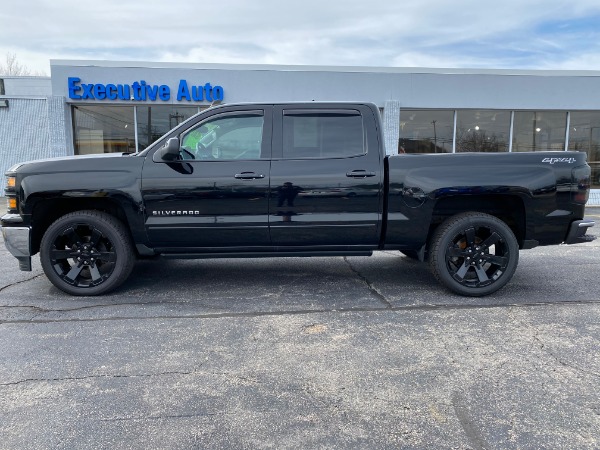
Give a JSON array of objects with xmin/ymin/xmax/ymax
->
[
  {"xmin": 1, "ymin": 214, "xmax": 32, "ymax": 271},
  {"xmin": 564, "ymin": 219, "xmax": 596, "ymax": 244}
]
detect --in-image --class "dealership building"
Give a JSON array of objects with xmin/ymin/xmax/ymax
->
[{"xmin": 0, "ymin": 59, "xmax": 599, "ymax": 204}]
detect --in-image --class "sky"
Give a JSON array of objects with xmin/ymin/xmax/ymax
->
[{"xmin": 1, "ymin": 0, "xmax": 600, "ymax": 75}]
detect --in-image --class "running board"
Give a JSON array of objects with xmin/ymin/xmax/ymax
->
[{"xmin": 161, "ymin": 251, "xmax": 373, "ymax": 259}]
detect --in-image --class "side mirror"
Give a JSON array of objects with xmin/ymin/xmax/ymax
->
[{"xmin": 153, "ymin": 137, "xmax": 180, "ymax": 162}]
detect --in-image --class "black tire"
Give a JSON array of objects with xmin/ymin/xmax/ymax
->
[
  {"xmin": 40, "ymin": 210, "xmax": 135, "ymax": 296},
  {"xmin": 429, "ymin": 212, "xmax": 519, "ymax": 296}
]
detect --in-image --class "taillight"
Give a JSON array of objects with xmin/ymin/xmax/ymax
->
[{"xmin": 571, "ymin": 165, "xmax": 591, "ymax": 204}]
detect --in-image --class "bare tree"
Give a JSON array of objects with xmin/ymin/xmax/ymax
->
[
  {"xmin": 456, "ymin": 128, "xmax": 506, "ymax": 153},
  {"xmin": 0, "ymin": 52, "xmax": 46, "ymax": 76}
]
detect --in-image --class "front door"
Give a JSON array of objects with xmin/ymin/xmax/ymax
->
[{"xmin": 141, "ymin": 107, "xmax": 272, "ymax": 250}]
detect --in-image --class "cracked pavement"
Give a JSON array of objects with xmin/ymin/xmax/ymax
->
[{"xmin": 0, "ymin": 212, "xmax": 598, "ymax": 449}]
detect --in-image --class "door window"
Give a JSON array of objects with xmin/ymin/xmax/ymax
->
[
  {"xmin": 282, "ymin": 111, "xmax": 365, "ymax": 159},
  {"xmin": 181, "ymin": 113, "xmax": 265, "ymax": 160}
]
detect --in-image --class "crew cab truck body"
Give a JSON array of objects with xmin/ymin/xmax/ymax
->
[{"xmin": 1, "ymin": 102, "xmax": 596, "ymax": 296}]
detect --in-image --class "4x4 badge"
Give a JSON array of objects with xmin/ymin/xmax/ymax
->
[{"xmin": 542, "ymin": 157, "xmax": 576, "ymax": 164}]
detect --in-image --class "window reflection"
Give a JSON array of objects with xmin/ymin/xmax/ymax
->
[
  {"xmin": 399, "ymin": 110, "xmax": 454, "ymax": 153},
  {"xmin": 569, "ymin": 111, "xmax": 600, "ymax": 188},
  {"xmin": 73, "ymin": 105, "xmax": 135, "ymax": 154},
  {"xmin": 512, "ymin": 111, "xmax": 567, "ymax": 152},
  {"xmin": 181, "ymin": 114, "xmax": 265, "ymax": 160},
  {"xmin": 456, "ymin": 110, "xmax": 510, "ymax": 152},
  {"xmin": 282, "ymin": 112, "xmax": 365, "ymax": 158},
  {"xmin": 136, "ymin": 106, "xmax": 201, "ymax": 150}
]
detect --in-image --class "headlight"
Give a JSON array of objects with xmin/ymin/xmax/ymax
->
[{"xmin": 5, "ymin": 176, "xmax": 17, "ymax": 212}]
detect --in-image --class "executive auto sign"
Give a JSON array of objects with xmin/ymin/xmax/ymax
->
[{"xmin": 67, "ymin": 77, "xmax": 224, "ymax": 102}]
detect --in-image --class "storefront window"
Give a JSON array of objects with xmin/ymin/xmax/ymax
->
[
  {"xmin": 569, "ymin": 111, "xmax": 600, "ymax": 188},
  {"xmin": 73, "ymin": 105, "xmax": 135, "ymax": 154},
  {"xmin": 399, "ymin": 109, "xmax": 454, "ymax": 153},
  {"xmin": 512, "ymin": 111, "xmax": 567, "ymax": 152},
  {"xmin": 136, "ymin": 106, "xmax": 201, "ymax": 150},
  {"xmin": 455, "ymin": 110, "xmax": 510, "ymax": 152}
]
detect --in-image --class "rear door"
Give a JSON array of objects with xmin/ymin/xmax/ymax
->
[{"xmin": 269, "ymin": 104, "xmax": 383, "ymax": 247}]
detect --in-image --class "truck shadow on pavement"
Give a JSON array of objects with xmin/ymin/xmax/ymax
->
[
  {"xmin": 112, "ymin": 251, "xmax": 597, "ymax": 311},
  {"xmin": 3, "ymin": 250, "xmax": 597, "ymax": 324}
]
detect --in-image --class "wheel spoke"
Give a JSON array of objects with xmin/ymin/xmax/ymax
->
[
  {"xmin": 89, "ymin": 265, "xmax": 103, "ymax": 283},
  {"xmin": 95, "ymin": 251, "xmax": 117, "ymax": 263},
  {"xmin": 89, "ymin": 228, "xmax": 103, "ymax": 247},
  {"xmin": 62, "ymin": 227, "xmax": 80, "ymax": 246},
  {"xmin": 51, "ymin": 249, "xmax": 77, "ymax": 260},
  {"xmin": 485, "ymin": 255, "xmax": 508, "ymax": 267},
  {"xmin": 447, "ymin": 247, "xmax": 468, "ymax": 258},
  {"xmin": 474, "ymin": 265, "xmax": 490, "ymax": 283},
  {"xmin": 64, "ymin": 264, "xmax": 84, "ymax": 283},
  {"xmin": 455, "ymin": 261, "xmax": 470, "ymax": 279},
  {"xmin": 465, "ymin": 227, "xmax": 476, "ymax": 247},
  {"xmin": 481, "ymin": 232, "xmax": 500, "ymax": 248}
]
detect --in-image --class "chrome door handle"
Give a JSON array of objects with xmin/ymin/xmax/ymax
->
[
  {"xmin": 234, "ymin": 172, "xmax": 265, "ymax": 180},
  {"xmin": 346, "ymin": 170, "xmax": 376, "ymax": 178}
]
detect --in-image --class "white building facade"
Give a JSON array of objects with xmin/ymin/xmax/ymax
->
[{"xmin": 1, "ymin": 60, "xmax": 599, "ymax": 203}]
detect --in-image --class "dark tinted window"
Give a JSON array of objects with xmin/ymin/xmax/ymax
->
[
  {"xmin": 455, "ymin": 110, "xmax": 511, "ymax": 152},
  {"xmin": 399, "ymin": 109, "xmax": 454, "ymax": 153},
  {"xmin": 282, "ymin": 111, "xmax": 365, "ymax": 159},
  {"xmin": 72, "ymin": 105, "xmax": 135, "ymax": 154},
  {"xmin": 136, "ymin": 105, "xmax": 201, "ymax": 150},
  {"xmin": 512, "ymin": 111, "xmax": 567, "ymax": 152},
  {"xmin": 569, "ymin": 111, "xmax": 600, "ymax": 189}
]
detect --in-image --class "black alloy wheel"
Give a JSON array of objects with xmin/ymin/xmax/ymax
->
[
  {"xmin": 429, "ymin": 212, "xmax": 519, "ymax": 296},
  {"xmin": 40, "ymin": 211, "xmax": 135, "ymax": 296}
]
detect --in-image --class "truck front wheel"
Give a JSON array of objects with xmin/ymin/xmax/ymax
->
[
  {"xmin": 429, "ymin": 212, "xmax": 519, "ymax": 296},
  {"xmin": 40, "ymin": 211, "xmax": 135, "ymax": 296}
]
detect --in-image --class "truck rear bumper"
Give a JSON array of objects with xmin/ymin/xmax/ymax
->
[
  {"xmin": 565, "ymin": 219, "xmax": 596, "ymax": 244},
  {"xmin": 1, "ymin": 215, "xmax": 32, "ymax": 271}
]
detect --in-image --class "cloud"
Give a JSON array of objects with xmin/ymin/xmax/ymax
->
[{"xmin": 1, "ymin": 0, "xmax": 600, "ymax": 73}]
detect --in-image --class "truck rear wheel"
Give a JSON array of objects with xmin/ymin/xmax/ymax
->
[
  {"xmin": 429, "ymin": 212, "xmax": 519, "ymax": 296},
  {"xmin": 40, "ymin": 211, "xmax": 135, "ymax": 296}
]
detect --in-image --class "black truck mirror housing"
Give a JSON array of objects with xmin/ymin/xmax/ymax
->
[{"xmin": 153, "ymin": 137, "xmax": 180, "ymax": 162}]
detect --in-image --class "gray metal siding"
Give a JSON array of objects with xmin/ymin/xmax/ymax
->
[
  {"xmin": 48, "ymin": 96, "xmax": 72, "ymax": 157},
  {"xmin": 0, "ymin": 98, "xmax": 50, "ymax": 187}
]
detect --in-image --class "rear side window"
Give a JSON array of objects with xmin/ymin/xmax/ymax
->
[{"xmin": 282, "ymin": 110, "xmax": 365, "ymax": 159}]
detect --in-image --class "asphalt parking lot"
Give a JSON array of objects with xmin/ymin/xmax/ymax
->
[{"xmin": 0, "ymin": 207, "xmax": 598, "ymax": 449}]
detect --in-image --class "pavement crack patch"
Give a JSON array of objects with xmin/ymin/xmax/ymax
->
[
  {"xmin": 507, "ymin": 308, "xmax": 600, "ymax": 379},
  {"xmin": 1, "ymin": 299, "xmax": 600, "ymax": 326},
  {"xmin": 343, "ymin": 256, "xmax": 393, "ymax": 308},
  {"xmin": 0, "ymin": 305, "xmax": 48, "ymax": 312},
  {"xmin": 100, "ymin": 413, "xmax": 218, "ymax": 422},
  {"xmin": 530, "ymin": 331, "xmax": 600, "ymax": 379},
  {"xmin": 0, "ymin": 274, "xmax": 44, "ymax": 294},
  {"xmin": 0, "ymin": 369, "xmax": 203, "ymax": 387},
  {"xmin": 0, "ymin": 300, "xmax": 205, "ymax": 314}
]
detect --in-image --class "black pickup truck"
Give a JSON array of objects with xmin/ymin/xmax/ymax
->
[{"xmin": 1, "ymin": 102, "xmax": 596, "ymax": 296}]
